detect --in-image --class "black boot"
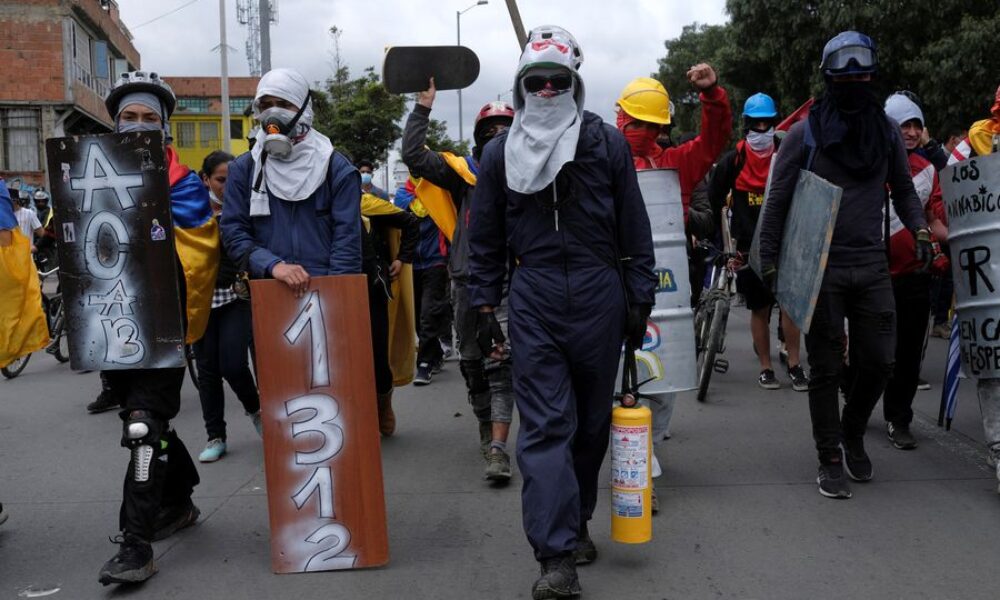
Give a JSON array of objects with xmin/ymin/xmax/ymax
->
[
  {"xmin": 573, "ymin": 521, "xmax": 597, "ymax": 565},
  {"xmin": 88, "ymin": 372, "xmax": 122, "ymax": 414},
  {"xmin": 98, "ymin": 533, "xmax": 156, "ymax": 585},
  {"xmin": 152, "ymin": 500, "xmax": 200, "ymax": 542},
  {"xmin": 532, "ymin": 555, "xmax": 581, "ymax": 599}
]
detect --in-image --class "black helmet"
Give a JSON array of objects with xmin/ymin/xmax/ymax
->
[{"xmin": 104, "ymin": 71, "xmax": 176, "ymax": 120}]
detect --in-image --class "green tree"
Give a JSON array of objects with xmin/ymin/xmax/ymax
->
[
  {"xmin": 654, "ymin": 22, "xmax": 744, "ymax": 139},
  {"xmin": 423, "ymin": 117, "xmax": 471, "ymax": 157},
  {"xmin": 311, "ymin": 27, "xmax": 406, "ymax": 166},
  {"xmin": 723, "ymin": 0, "xmax": 998, "ymax": 134}
]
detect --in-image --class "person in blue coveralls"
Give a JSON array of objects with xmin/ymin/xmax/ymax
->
[
  {"xmin": 222, "ymin": 68, "xmax": 362, "ymax": 295},
  {"xmin": 467, "ymin": 25, "xmax": 656, "ymax": 600}
]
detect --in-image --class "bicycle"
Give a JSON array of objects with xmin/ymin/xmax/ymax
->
[
  {"xmin": 1, "ymin": 265, "xmax": 68, "ymax": 379},
  {"xmin": 692, "ymin": 206, "xmax": 745, "ymax": 403}
]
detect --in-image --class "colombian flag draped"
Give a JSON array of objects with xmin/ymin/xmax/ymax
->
[
  {"xmin": 0, "ymin": 180, "xmax": 48, "ymax": 367},
  {"xmin": 412, "ymin": 152, "xmax": 478, "ymax": 242},
  {"xmin": 166, "ymin": 147, "xmax": 220, "ymax": 344}
]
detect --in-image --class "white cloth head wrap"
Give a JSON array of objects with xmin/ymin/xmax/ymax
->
[{"xmin": 250, "ymin": 68, "xmax": 333, "ymax": 216}]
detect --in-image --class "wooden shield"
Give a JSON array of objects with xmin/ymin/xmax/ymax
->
[{"xmin": 250, "ymin": 275, "xmax": 388, "ymax": 573}]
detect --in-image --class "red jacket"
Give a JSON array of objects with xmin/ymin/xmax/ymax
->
[
  {"xmin": 888, "ymin": 152, "xmax": 947, "ymax": 277},
  {"xmin": 631, "ymin": 85, "xmax": 732, "ymax": 220}
]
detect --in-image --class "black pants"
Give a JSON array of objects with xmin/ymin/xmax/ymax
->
[
  {"xmin": 806, "ymin": 263, "xmax": 896, "ymax": 461},
  {"xmin": 882, "ymin": 272, "xmax": 931, "ymax": 426},
  {"xmin": 193, "ymin": 300, "xmax": 260, "ymax": 441},
  {"xmin": 413, "ymin": 266, "xmax": 451, "ymax": 366},
  {"xmin": 105, "ymin": 367, "xmax": 200, "ymax": 541},
  {"xmin": 368, "ymin": 285, "xmax": 392, "ymax": 394}
]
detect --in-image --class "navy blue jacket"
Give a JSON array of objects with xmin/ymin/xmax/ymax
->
[
  {"xmin": 412, "ymin": 216, "xmax": 448, "ymax": 271},
  {"xmin": 221, "ymin": 151, "xmax": 363, "ymax": 278},
  {"xmin": 468, "ymin": 111, "xmax": 656, "ymax": 309}
]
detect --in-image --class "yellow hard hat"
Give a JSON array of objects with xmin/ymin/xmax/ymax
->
[{"xmin": 616, "ymin": 77, "xmax": 671, "ymax": 125}]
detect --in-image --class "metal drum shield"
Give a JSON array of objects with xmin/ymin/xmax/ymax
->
[
  {"xmin": 45, "ymin": 132, "xmax": 186, "ymax": 371},
  {"xmin": 941, "ymin": 152, "xmax": 1000, "ymax": 379},
  {"xmin": 750, "ymin": 169, "xmax": 842, "ymax": 334},
  {"xmin": 621, "ymin": 168, "xmax": 696, "ymax": 394}
]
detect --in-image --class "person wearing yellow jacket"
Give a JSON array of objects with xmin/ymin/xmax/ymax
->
[
  {"xmin": 97, "ymin": 72, "xmax": 219, "ymax": 586},
  {"xmin": 0, "ymin": 178, "xmax": 48, "ymax": 369}
]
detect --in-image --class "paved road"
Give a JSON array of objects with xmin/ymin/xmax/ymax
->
[{"xmin": 1, "ymin": 309, "xmax": 997, "ymax": 599}]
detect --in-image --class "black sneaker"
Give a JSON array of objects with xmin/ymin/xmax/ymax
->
[
  {"xmin": 98, "ymin": 533, "xmax": 157, "ymax": 585},
  {"xmin": 917, "ymin": 378, "xmax": 931, "ymax": 391},
  {"xmin": 817, "ymin": 460, "xmax": 852, "ymax": 499},
  {"xmin": 413, "ymin": 363, "xmax": 432, "ymax": 386},
  {"xmin": 152, "ymin": 501, "xmax": 200, "ymax": 542},
  {"xmin": 573, "ymin": 521, "xmax": 597, "ymax": 565},
  {"xmin": 887, "ymin": 422, "xmax": 918, "ymax": 450},
  {"xmin": 841, "ymin": 439, "xmax": 873, "ymax": 481},
  {"xmin": 651, "ymin": 488, "xmax": 659, "ymax": 515},
  {"xmin": 532, "ymin": 555, "xmax": 581, "ymax": 599},
  {"xmin": 0, "ymin": 502, "xmax": 8, "ymax": 526},
  {"xmin": 430, "ymin": 358, "xmax": 444, "ymax": 374},
  {"xmin": 87, "ymin": 391, "xmax": 121, "ymax": 414},
  {"xmin": 757, "ymin": 369, "xmax": 780, "ymax": 390},
  {"xmin": 787, "ymin": 364, "xmax": 809, "ymax": 392}
]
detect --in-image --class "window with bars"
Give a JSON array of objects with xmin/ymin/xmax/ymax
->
[
  {"xmin": 177, "ymin": 98, "xmax": 210, "ymax": 113},
  {"xmin": 230, "ymin": 119, "xmax": 244, "ymax": 140},
  {"xmin": 0, "ymin": 109, "xmax": 41, "ymax": 171},
  {"xmin": 199, "ymin": 122, "xmax": 219, "ymax": 148},
  {"xmin": 175, "ymin": 122, "xmax": 196, "ymax": 148},
  {"xmin": 229, "ymin": 97, "xmax": 252, "ymax": 114}
]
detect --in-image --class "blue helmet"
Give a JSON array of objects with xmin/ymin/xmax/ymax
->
[
  {"xmin": 743, "ymin": 93, "xmax": 778, "ymax": 119},
  {"xmin": 820, "ymin": 31, "xmax": 878, "ymax": 77}
]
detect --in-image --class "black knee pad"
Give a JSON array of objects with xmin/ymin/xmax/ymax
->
[
  {"xmin": 460, "ymin": 359, "xmax": 489, "ymax": 395},
  {"xmin": 122, "ymin": 410, "xmax": 167, "ymax": 488}
]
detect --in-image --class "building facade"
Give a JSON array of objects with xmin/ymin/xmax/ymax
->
[
  {"xmin": 0, "ymin": 0, "xmax": 139, "ymax": 192},
  {"xmin": 164, "ymin": 76, "xmax": 259, "ymax": 171}
]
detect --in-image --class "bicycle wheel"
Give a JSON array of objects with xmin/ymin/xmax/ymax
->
[
  {"xmin": 186, "ymin": 345, "xmax": 200, "ymax": 390},
  {"xmin": 696, "ymin": 295, "xmax": 730, "ymax": 402},
  {"xmin": 52, "ymin": 310, "xmax": 70, "ymax": 364},
  {"xmin": 2, "ymin": 353, "xmax": 31, "ymax": 379}
]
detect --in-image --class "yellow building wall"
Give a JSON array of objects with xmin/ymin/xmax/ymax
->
[{"xmin": 170, "ymin": 114, "xmax": 254, "ymax": 172}]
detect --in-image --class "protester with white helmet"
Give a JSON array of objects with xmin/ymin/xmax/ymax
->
[{"xmin": 468, "ymin": 26, "xmax": 655, "ymax": 598}]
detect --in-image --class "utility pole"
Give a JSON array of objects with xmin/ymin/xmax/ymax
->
[
  {"xmin": 259, "ymin": 0, "xmax": 271, "ymax": 74},
  {"xmin": 456, "ymin": 1, "xmax": 487, "ymax": 145},
  {"xmin": 504, "ymin": 0, "xmax": 527, "ymax": 48},
  {"xmin": 220, "ymin": 0, "xmax": 231, "ymax": 152}
]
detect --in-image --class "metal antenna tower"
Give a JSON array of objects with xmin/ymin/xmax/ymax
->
[{"xmin": 236, "ymin": 0, "xmax": 277, "ymax": 76}]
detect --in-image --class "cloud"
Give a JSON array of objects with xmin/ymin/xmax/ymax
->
[{"xmin": 119, "ymin": 0, "xmax": 728, "ymax": 179}]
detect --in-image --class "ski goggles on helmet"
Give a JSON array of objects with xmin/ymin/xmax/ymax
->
[
  {"xmin": 821, "ymin": 45, "xmax": 877, "ymax": 74},
  {"xmin": 522, "ymin": 73, "xmax": 574, "ymax": 94}
]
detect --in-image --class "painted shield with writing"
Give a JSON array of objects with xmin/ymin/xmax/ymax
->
[
  {"xmin": 750, "ymin": 169, "xmax": 842, "ymax": 334},
  {"xmin": 45, "ymin": 132, "xmax": 185, "ymax": 370},
  {"xmin": 620, "ymin": 169, "xmax": 696, "ymax": 394},
  {"xmin": 250, "ymin": 275, "xmax": 388, "ymax": 573},
  {"xmin": 941, "ymin": 152, "xmax": 1000, "ymax": 379}
]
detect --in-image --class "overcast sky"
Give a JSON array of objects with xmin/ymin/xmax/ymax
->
[{"xmin": 119, "ymin": 0, "xmax": 729, "ymax": 180}]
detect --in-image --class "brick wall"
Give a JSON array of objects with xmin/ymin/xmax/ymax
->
[{"xmin": 0, "ymin": 14, "xmax": 66, "ymax": 102}]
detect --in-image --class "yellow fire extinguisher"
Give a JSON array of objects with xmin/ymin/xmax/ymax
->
[{"xmin": 610, "ymin": 343, "xmax": 652, "ymax": 544}]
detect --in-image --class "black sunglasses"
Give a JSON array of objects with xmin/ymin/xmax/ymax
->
[{"xmin": 523, "ymin": 74, "xmax": 573, "ymax": 94}]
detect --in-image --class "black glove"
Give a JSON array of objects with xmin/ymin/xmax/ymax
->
[
  {"xmin": 476, "ymin": 310, "xmax": 505, "ymax": 357},
  {"xmin": 625, "ymin": 304, "xmax": 652, "ymax": 348},
  {"xmin": 761, "ymin": 264, "xmax": 778, "ymax": 293},
  {"xmin": 915, "ymin": 228, "xmax": 933, "ymax": 272}
]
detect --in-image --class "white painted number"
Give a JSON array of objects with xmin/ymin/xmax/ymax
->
[
  {"xmin": 285, "ymin": 394, "xmax": 345, "ymax": 465},
  {"xmin": 303, "ymin": 523, "xmax": 356, "ymax": 571},
  {"xmin": 291, "ymin": 466, "xmax": 335, "ymax": 518},
  {"xmin": 284, "ymin": 291, "xmax": 331, "ymax": 389}
]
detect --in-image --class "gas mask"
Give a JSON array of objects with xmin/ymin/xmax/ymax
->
[{"xmin": 258, "ymin": 91, "xmax": 311, "ymax": 160}]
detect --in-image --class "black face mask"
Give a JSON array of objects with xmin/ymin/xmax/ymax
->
[{"xmin": 828, "ymin": 80, "xmax": 878, "ymax": 113}]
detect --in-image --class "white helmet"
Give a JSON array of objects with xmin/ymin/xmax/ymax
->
[{"xmin": 105, "ymin": 71, "xmax": 176, "ymax": 119}]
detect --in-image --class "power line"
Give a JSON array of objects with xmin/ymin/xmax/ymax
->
[{"xmin": 130, "ymin": 0, "xmax": 202, "ymax": 30}]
